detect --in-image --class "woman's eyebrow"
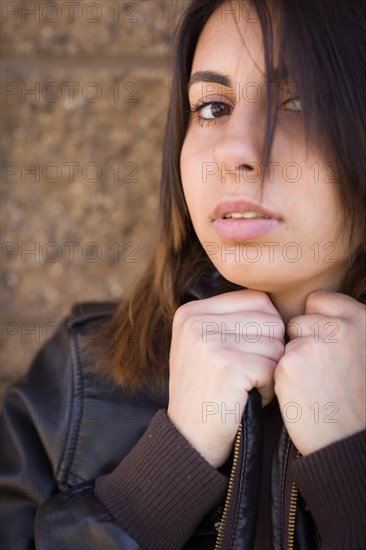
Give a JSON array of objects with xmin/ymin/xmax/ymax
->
[
  {"xmin": 187, "ymin": 70, "xmax": 231, "ymax": 91},
  {"xmin": 187, "ymin": 67, "xmax": 289, "ymax": 92}
]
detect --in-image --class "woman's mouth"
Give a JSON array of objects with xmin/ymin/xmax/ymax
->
[
  {"xmin": 223, "ymin": 211, "xmax": 271, "ymax": 219},
  {"xmin": 211, "ymin": 200, "xmax": 281, "ymax": 241}
]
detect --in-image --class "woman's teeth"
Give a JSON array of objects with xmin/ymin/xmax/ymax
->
[{"xmin": 223, "ymin": 212, "xmax": 271, "ymax": 219}]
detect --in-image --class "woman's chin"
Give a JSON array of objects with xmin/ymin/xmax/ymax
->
[{"xmin": 214, "ymin": 262, "xmax": 297, "ymax": 295}]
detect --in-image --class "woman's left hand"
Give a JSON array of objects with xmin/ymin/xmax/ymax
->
[{"xmin": 274, "ymin": 290, "xmax": 366, "ymax": 456}]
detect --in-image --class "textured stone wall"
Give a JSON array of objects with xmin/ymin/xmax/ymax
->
[{"xmin": 2, "ymin": 0, "xmax": 189, "ymax": 392}]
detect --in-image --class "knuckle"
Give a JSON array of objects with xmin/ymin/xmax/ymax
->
[
  {"xmin": 355, "ymin": 301, "xmax": 366, "ymax": 320},
  {"xmin": 276, "ymin": 351, "xmax": 292, "ymax": 374},
  {"xmin": 255, "ymin": 291, "xmax": 273, "ymax": 309},
  {"xmin": 321, "ymin": 316, "xmax": 339, "ymax": 329},
  {"xmin": 320, "ymin": 317, "xmax": 340, "ymax": 335},
  {"xmin": 305, "ymin": 291, "xmax": 321, "ymax": 308},
  {"xmin": 287, "ymin": 315, "xmax": 302, "ymax": 328},
  {"xmin": 305, "ymin": 289, "xmax": 330, "ymax": 309},
  {"xmin": 181, "ymin": 314, "xmax": 210, "ymax": 339},
  {"xmin": 244, "ymin": 289, "xmax": 272, "ymax": 308},
  {"xmin": 173, "ymin": 301, "xmax": 196, "ymax": 326}
]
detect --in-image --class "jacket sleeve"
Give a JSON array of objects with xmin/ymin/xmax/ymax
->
[
  {"xmin": 1, "ymin": 316, "xmax": 228, "ymax": 550},
  {"xmin": 0, "ymin": 316, "xmax": 135, "ymax": 550},
  {"xmin": 1, "ymin": 366, "xmax": 143, "ymax": 550},
  {"xmin": 34, "ymin": 409, "xmax": 228, "ymax": 550},
  {"xmin": 291, "ymin": 429, "xmax": 366, "ymax": 550},
  {"xmin": 1, "ymin": 321, "xmax": 71, "ymax": 550}
]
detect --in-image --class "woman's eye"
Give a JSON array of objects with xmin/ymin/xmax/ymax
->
[
  {"xmin": 280, "ymin": 97, "xmax": 302, "ymax": 112},
  {"xmin": 200, "ymin": 102, "xmax": 231, "ymax": 119},
  {"xmin": 190, "ymin": 101, "xmax": 232, "ymax": 126}
]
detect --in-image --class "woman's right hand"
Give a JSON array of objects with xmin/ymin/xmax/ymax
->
[{"xmin": 167, "ymin": 289, "xmax": 285, "ymax": 468}]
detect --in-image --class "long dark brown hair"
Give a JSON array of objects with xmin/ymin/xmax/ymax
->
[{"xmin": 94, "ymin": 0, "xmax": 366, "ymax": 392}]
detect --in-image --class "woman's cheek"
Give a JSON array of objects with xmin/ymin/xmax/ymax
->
[{"xmin": 180, "ymin": 151, "xmax": 203, "ymax": 221}]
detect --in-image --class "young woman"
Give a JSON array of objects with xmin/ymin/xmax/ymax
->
[{"xmin": 2, "ymin": 0, "xmax": 365, "ymax": 549}]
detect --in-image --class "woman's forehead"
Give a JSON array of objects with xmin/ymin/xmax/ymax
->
[
  {"xmin": 191, "ymin": 3, "xmax": 280, "ymax": 82},
  {"xmin": 191, "ymin": 7, "xmax": 267, "ymax": 86}
]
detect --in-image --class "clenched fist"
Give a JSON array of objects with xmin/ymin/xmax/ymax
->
[
  {"xmin": 167, "ymin": 290, "xmax": 285, "ymax": 468},
  {"xmin": 274, "ymin": 291, "xmax": 366, "ymax": 456}
]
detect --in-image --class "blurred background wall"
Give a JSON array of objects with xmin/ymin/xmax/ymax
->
[{"xmin": 2, "ymin": 0, "xmax": 189, "ymax": 392}]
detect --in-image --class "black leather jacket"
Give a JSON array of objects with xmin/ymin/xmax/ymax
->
[{"xmin": 2, "ymin": 274, "xmax": 364, "ymax": 549}]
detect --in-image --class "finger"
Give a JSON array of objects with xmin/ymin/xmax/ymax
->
[
  {"xmin": 222, "ymin": 350, "xmax": 276, "ymax": 393},
  {"xmin": 199, "ymin": 311, "xmax": 285, "ymax": 343},
  {"xmin": 287, "ymin": 314, "xmax": 340, "ymax": 341},
  {"xmin": 233, "ymin": 353, "xmax": 276, "ymax": 407},
  {"xmin": 222, "ymin": 336, "xmax": 284, "ymax": 363},
  {"xmin": 305, "ymin": 290, "xmax": 358, "ymax": 317}
]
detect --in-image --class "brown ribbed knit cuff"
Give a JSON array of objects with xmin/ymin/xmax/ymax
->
[
  {"xmin": 95, "ymin": 409, "xmax": 228, "ymax": 550},
  {"xmin": 291, "ymin": 429, "xmax": 366, "ymax": 550}
]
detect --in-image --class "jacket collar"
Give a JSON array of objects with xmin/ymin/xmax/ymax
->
[{"xmin": 181, "ymin": 263, "xmax": 244, "ymax": 303}]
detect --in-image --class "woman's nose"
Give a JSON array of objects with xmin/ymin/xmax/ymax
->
[{"xmin": 212, "ymin": 100, "xmax": 265, "ymax": 184}]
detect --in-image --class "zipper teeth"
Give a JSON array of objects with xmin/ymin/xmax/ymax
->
[
  {"xmin": 214, "ymin": 424, "xmax": 242, "ymax": 550},
  {"xmin": 287, "ymin": 480, "xmax": 298, "ymax": 550},
  {"xmin": 287, "ymin": 451, "xmax": 301, "ymax": 550}
]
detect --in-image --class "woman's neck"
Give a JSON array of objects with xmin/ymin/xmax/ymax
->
[
  {"xmin": 268, "ymin": 274, "xmax": 345, "ymax": 326},
  {"xmin": 268, "ymin": 289, "xmax": 309, "ymax": 325}
]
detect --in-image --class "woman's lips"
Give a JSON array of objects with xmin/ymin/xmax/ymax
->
[
  {"xmin": 211, "ymin": 198, "xmax": 281, "ymax": 240},
  {"xmin": 212, "ymin": 217, "xmax": 280, "ymax": 240},
  {"xmin": 212, "ymin": 198, "xmax": 279, "ymax": 221}
]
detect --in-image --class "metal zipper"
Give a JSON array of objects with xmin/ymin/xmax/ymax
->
[
  {"xmin": 287, "ymin": 451, "xmax": 301, "ymax": 550},
  {"xmin": 214, "ymin": 424, "xmax": 243, "ymax": 550},
  {"xmin": 287, "ymin": 480, "xmax": 298, "ymax": 550}
]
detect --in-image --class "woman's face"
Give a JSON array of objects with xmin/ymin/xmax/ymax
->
[{"xmin": 180, "ymin": 3, "xmax": 351, "ymax": 297}]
